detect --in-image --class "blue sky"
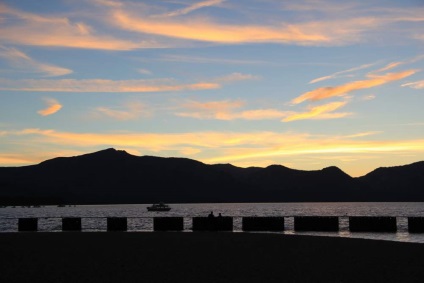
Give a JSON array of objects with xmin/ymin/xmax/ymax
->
[{"xmin": 0, "ymin": 0, "xmax": 424, "ymax": 176}]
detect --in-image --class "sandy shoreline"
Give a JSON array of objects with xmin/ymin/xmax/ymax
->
[{"xmin": 1, "ymin": 232, "xmax": 424, "ymax": 282}]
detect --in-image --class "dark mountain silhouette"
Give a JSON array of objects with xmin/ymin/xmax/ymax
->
[{"xmin": 0, "ymin": 148, "xmax": 423, "ymax": 205}]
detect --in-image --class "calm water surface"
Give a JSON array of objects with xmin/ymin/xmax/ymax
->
[{"xmin": 1, "ymin": 202, "xmax": 424, "ymax": 243}]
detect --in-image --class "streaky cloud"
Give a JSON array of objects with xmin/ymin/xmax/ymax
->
[
  {"xmin": 94, "ymin": 102, "xmax": 149, "ymax": 121},
  {"xmin": 158, "ymin": 54, "xmax": 268, "ymax": 65},
  {"xmin": 157, "ymin": 0, "xmax": 225, "ymax": 17},
  {"xmin": 177, "ymin": 100, "xmax": 290, "ymax": 120},
  {"xmin": 0, "ymin": 46, "xmax": 72, "ymax": 77},
  {"xmin": 293, "ymin": 70, "xmax": 417, "ymax": 104},
  {"xmin": 402, "ymin": 80, "xmax": 424, "ymax": 89},
  {"xmin": 111, "ymin": 10, "xmax": 329, "ymax": 45},
  {"xmin": 309, "ymin": 63, "xmax": 375, "ymax": 84},
  {"xmin": 283, "ymin": 101, "xmax": 351, "ymax": 122},
  {"xmin": 9, "ymin": 128, "xmax": 424, "ymax": 167},
  {"xmin": 0, "ymin": 3, "xmax": 163, "ymax": 50},
  {"xmin": 0, "ymin": 78, "xmax": 220, "ymax": 92},
  {"xmin": 373, "ymin": 62, "xmax": 402, "ymax": 73},
  {"xmin": 214, "ymin": 73, "xmax": 260, "ymax": 83}
]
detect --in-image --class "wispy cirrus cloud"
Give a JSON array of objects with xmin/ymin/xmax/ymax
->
[
  {"xmin": 344, "ymin": 131, "xmax": 382, "ymax": 138},
  {"xmin": 37, "ymin": 98, "xmax": 62, "ymax": 116},
  {"xmin": 292, "ymin": 70, "xmax": 417, "ymax": 104},
  {"xmin": 157, "ymin": 0, "xmax": 225, "ymax": 17},
  {"xmin": 309, "ymin": 63, "xmax": 374, "ymax": 84},
  {"xmin": 94, "ymin": 102, "xmax": 149, "ymax": 121},
  {"xmin": 360, "ymin": 94, "xmax": 376, "ymax": 101},
  {"xmin": 177, "ymin": 99, "xmax": 352, "ymax": 122},
  {"xmin": 373, "ymin": 62, "xmax": 403, "ymax": 73},
  {"xmin": 0, "ymin": 72, "xmax": 255, "ymax": 93},
  {"xmin": 92, "ymin": 0, "xmax": 123, "ymax": 8},
  {"xmin": 158, "ymin": 54, "xmax": 268, "ymax": 65},
  {"xmin": 137, "ymin": 68, "xmax": 152, "ymax": 75},
  {"xmin": 402, "ymin": 80, "xmax": 424, "ymax": 89},
  {"xmin": 283, "ymin": 101, "xmax": 351, "ymax": 122},
  {"xmin": 214, "ymin": 72, "xmax": 260, "ymax": 83},
  {"xmin": 111, "ymin": 10, "xmax": 330, "ymax": 45},
  {"xmin": 0, "ymin": 78, "xmax": 220, "ymax": 92},
  {"xmin": 0, "ymin": 3, "xmax": 162, "ymax": 50},
  {"xmin": 0, "ymin": 46, "xmax": 72, "ymax": 77},
  {"xmin": 176, "ymin": 100, "xmax": 290, "ymax": 120},
  {"xmin": 108, "ymin": 2, "xmax": 424, "ymax": 47}
]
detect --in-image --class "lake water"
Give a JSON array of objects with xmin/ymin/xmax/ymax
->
[{"xmin": 1, "ymin": 202, "xmax": 424, "ymax": 243}]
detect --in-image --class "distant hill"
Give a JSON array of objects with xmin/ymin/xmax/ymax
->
[{"xmin": 0, "ymin": 148, "xmax": 423, "ymax": 205}]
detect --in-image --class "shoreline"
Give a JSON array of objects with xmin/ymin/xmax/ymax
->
[{"xmin": 1, "ymin": 232, "xmax": 424, "ymax": 282}]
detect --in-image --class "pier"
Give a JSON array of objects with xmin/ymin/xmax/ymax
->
[{"xmin": 1, "ymin": 216, "xmax": 423, "ymax": 233}]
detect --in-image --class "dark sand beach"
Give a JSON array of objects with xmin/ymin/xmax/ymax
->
[{"xmin": 1, "ymin": 232, "xmax": 424, "ymax": 282}]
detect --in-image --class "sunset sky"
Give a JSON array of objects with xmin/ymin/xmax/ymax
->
[{"xmin": 1, "ymin": 0, "xmax": 424, "ymax": 176}]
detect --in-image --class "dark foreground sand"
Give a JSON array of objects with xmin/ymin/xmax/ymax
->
[{"xmin": 1, "ymin": 232, "xmax": 424, "ymax": 283}]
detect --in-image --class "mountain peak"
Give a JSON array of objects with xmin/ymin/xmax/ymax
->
[{"xmin": 88, "ymin": 148, "xmax": 130, "ymax": 156}]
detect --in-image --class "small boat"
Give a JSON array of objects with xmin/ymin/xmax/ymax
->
[{"xmin": 147, "ymin": 202, "xmax": 171, "ymax": 211}]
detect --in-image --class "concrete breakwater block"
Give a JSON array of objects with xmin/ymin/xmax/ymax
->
[
  {"xmin": 192, "ymin": 217, "xmax": 233, "ymax": 231},
  {"xmin": 18, "ymin": 218, "xmax": 38, "ymax": 232},
  {"xmin": 62, "ymin": 218, "xmax": 82, "ymax": 232},
  {"xmin": 408, "ymin": 217, "xmax": 424, "ymax": 233},
  {"xmin": 242, "ymin": 217, "xmax": 285, "ymax": 231},
  {"xmin": 349, "ymin": 217, "xmax": 397, "ymax": 232},
  {"xmin": 107, "ymin": 217, "xmax": 127, "ymax": 231},
  {"xmin": 154, "ymin": 217, "xmax": 184, "ymax": 231},
  {"xmin": 294, "ymin": 216, "xmax": 339, "ymax": 232}
]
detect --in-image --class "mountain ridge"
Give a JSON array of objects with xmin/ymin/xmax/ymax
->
[{"xmin": 1, "ymin": 148, "xmax": 423, "ymax": 205}]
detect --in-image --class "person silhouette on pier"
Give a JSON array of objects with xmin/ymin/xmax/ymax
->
[{"xmin": 208, "ymin": 211, "xmax": 215, "ymax": 218}]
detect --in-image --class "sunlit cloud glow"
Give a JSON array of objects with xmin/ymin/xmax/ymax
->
[
  {"xmin": 176, "ymin": 100, "xmax": 290, "ymax": 120},
  {"xmin": 293, "ymin": 70, "xmax": 417, "ymax": 104},
  {"xmin": 37, "ymin": 98, "xmax": 62, "ymax": 116},
  {"xmin": 283, "ymin": 101, "xmax": 351, "ymax": 122},
  {"xmin": 111, "ymin": 10, "xmax": 330, "ymax": 45},
  {"xmin": 0, "ymin": 78, "xmax": 220, "ymax": 92},
  {"xmin": 0, "ymin": 46, "xmax": 72, "ymax": 77},
  {"xmin": 0, "ymin": 4, "xmax": 162, "ymax": 50},
  {"xmin": 3, "ymin": 128, "xmax": 424, "ymax": 176},
  {"xmin": 94, "ymin": 102, "xmax": 149, "ymax": 120}
]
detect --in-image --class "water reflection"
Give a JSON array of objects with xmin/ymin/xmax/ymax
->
[{"xmin": 1, "ymin": 203, "xmax": 424, "ymax": 243}]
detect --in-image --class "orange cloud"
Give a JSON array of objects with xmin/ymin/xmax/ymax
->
[
  {"xmin": 292, "ymin": 70, "xmax": 417, "ymax": 104},
  {"xmin": 0, "ymin": 155, "xmax": 39, "ymax": 165},
  {"xmin": 94, "ymin": 102, "xmax": 149, "ymax": 120},
  {"xmin": 112, "ymin": 10, "xmax": 329, "ymax": 45},
  {"xmin": 37, "ymin": 98, "xmax": 62, "ymax": 116},
  {"xmin": 0, "ymin": 4, "xmax": 161, "ymax": 50},
  {"xmin": 283, "ymin": 101, "xmax": 351, "ymax": 122},
  {"xmin": 0, "ymin": 46, "xmax": 72, "ymax": 77},
  {"xmin": 10, "ymin": 128, "xmax": 424, "ymax": 161},
  {"xmin": 4, "ymin": 128, "xmax": 424, "ymax": 176},
  {"xmin": 207, "ymin": 138, "xmax": 424, "ymax": 165},
  {"xmin": 15, "ymin": 128, "xmax": 310, "ymax": 151},
  {"xmin": 177, "ymin": 100, "xmax": 290, "ymax": 120},
  {"xmin": 0, "ymin": 78, "xmax": 220, "ymax": 92},
  {"xmin": 374, "ymin": 62, "xmax": 403, "ymax": 73}
]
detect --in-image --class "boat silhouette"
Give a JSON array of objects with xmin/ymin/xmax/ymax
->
[{"xmin": 147, "ymin": 202, "xmax": 171, "ymax": 211}]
